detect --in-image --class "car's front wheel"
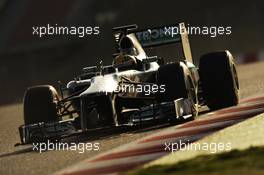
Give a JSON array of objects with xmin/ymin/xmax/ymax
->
[
  {"xmin": 24, "ymin": 85, "xmax": 59, "ymax": 125},
  {"xmin": 156, "ymin": 62, "xmax": 198, "ymax": 120}
]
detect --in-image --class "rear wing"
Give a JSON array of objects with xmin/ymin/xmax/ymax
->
[
  {"xmin": 134, "ymin": 23, "xmax": 193, "ymax": 63},
  {"xmin": 113, "ymin": 23, "xmax": 193, "ymax": 63}
]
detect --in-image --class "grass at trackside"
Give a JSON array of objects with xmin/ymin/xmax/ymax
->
[{"xmin": 124, "ymin": 146, "xmax": 264, "ymax": 175}]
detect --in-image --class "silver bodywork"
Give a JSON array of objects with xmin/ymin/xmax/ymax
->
[{"xmin": 17, "ymin": 23, "xmax": 200, "ymax": 145}]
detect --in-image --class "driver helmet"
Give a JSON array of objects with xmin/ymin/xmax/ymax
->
[{"xmin": 119, "ymin": 36, "xmax": 137, "ymax": 56}]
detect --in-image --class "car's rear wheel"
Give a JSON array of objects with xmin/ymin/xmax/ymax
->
[
  {"xmin": 24, "ymin": 85, "xmax": 59, "ymax": 125},
  {"xmin": 199, "ymin": 50, "xmax": 239, "ymax": 110}
]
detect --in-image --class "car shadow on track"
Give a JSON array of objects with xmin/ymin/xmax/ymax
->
[
  {"xmin": 0, "ymin": 122, "xmax": 178, "ymax": 158},
  {"xmin": 0, "ymin": 147, "xmax": 33, "ymax": 158}
]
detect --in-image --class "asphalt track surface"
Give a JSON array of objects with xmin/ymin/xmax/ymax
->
[
  {"xmin": 55, "ymin": 95, "xmax": 264, "ymax": 175},
  {"xmin": 1, "ymin": 61, "xmax": 264, "ymax": 175}
]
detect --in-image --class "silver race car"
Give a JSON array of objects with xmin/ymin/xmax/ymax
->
[{"xmin": 17, "ymin": 22, "xmax": 239, "ymax": 145}]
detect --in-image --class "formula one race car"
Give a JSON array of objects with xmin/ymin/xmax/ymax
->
[{"xmin": 17, "ymin": 22, "xmax": 239, "ymax": 145}]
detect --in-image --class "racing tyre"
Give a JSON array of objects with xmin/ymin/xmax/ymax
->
[
  {"xmin": 156, "ymin": 62, "xmax": 198, "ymax": 120},
  {"xmin": 199, "ymin": 50, "xmax": 239, "ymax": 110},
  {"xmin": 156, "ymin": 63, "xmax": 188, "ymax": 102},
  {"xmin": 24, "ymin": 85, "xmax": 59, "ymax": 125}
]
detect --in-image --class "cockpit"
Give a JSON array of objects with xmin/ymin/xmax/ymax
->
[{"xmin": 113, "ymin": 36, "xmax": 142, "ymax": 71}]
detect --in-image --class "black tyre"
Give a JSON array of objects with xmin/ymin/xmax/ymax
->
[
  {"xmin": 24, "ymin": 85, "xmax": 59, "ymax": 125},
  {"xmin": 199, "ymin": 50, "xmax": 239, "ymax": 110},
  {"xmin": 156, "ymin": 63, "xmax": 188, "ymax": 102},
  {"xmin": 156, "ymin": 62, "xmax": 198, "ymax": 119}
]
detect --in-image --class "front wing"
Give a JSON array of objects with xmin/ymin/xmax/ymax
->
[{"xmin": 16, "ymin": 98, "xmax": 194, "ymax": 145}]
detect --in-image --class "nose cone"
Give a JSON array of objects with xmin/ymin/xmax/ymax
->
[{"xmin": 80, "ymin": 74, "xmax": 119, "ymax": 97}]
